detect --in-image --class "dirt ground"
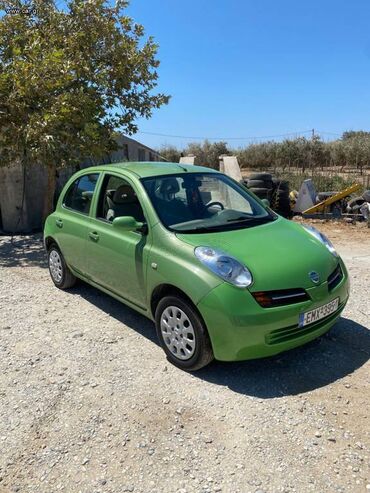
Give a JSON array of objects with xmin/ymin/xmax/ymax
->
[{"xmin": 0, "ymin": 219, "xmax": 369, "ymax": 493}]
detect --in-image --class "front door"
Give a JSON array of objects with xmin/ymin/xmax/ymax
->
[{"xmin": 86, "ymin": 172, "xmax": 150, "ymax": 309}]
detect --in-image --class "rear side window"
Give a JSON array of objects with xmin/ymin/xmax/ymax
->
[{"xmin": 63, "ymin": 173, "xmax": 99, "ymax": 214}]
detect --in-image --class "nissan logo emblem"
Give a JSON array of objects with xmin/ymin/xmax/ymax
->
[{"xmin": 309, "ymin": 271, "xmax": 320, "ymax": 284}]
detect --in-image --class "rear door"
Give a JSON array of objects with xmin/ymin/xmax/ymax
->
[
  {"xmin": 86, "ymin": 172, "xmax": 151, "ymax": 309},
  {"xmin": 55, "ymin": 172, "xmax": 100, "ymax": 276}
]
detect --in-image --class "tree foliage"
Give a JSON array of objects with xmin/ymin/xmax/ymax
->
[
  {"xmin": 185, "ymin": 140, "xmax": 229, "ymax": 169},
  {"xmin": 159, "ymin": 140, "xmax": 229, "ymax": 168},
  {"xmin": 158, "ymin": 144, "xmax": 181, "ymax": 163},
  {"xmin": 159, "ymin": 132, "xmax": 370, "ymax": 173},
  {"xmin": 0, "ymin": 0, "xmax": 169, "ymax": 215}
]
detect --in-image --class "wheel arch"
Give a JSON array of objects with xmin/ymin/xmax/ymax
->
[
  {"xmin": 44, "ymin": 235, "xmax": 60, "ymax": 252},
  {"xmin": 150, "ymin": 284, "xmax": 199, "ymax": 319}
]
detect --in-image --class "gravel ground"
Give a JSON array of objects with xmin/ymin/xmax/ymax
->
[{"xmin": 0, "ymin": 220, "xmax": 369, "ymax": 493}]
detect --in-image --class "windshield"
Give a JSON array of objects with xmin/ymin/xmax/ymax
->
[{"xmin": 141, "ymin": 172, "xmax": 276, "ymax": 233}]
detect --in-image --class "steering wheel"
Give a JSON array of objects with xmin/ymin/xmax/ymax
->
[{"xmin": 205, "ymin": 201, "xmax": 224, "ymax": 211}]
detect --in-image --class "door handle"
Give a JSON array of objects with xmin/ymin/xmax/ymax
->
[
  {"xmin": 89, "ymin": 231, "xmax": 99, "ymax": 242},
  {"xmin": 56, "ymin": 219, "xmax": 63, "ymax": 228}
]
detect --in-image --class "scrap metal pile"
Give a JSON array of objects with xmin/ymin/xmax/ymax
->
[{"xmin": 242, "ymin": 173, "xmax": 370, "ymax": 221}]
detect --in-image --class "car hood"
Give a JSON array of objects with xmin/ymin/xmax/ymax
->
[{"xmin": 176, "ymin": 217, "xmax": 338, "ymax": 291}]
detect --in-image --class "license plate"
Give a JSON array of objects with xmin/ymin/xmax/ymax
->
[{"xmin": 299, "ymin": 298, "xmax": 339, "ymax": 328}]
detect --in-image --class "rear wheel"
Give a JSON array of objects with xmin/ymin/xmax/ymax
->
[
  {"xmin": 155, "ymin": 296, "xmax": 214, "ymax": 371},
  {"xmin": 48, "ymin": 244, "xmax": 76, "ymax": 289}
]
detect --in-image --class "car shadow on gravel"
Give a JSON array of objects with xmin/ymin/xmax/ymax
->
[
  {"xmin": 0, "ymin": 234, "xmax": 46, "ymax": 268},
  {"xmin": 195, "ymin": 317, "xmax": 370, "ymax": 398},
  {"xmin": 70, "ymin": 282, "xmax": 158, "ymax": 344},
  {"xmin": 66, "ymin": 281, "xmax": 370, "ymax": 399}
]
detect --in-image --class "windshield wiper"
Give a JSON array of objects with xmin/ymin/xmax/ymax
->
[
  {"xmin": 226, "ymin": 215, "xmax": 252, "ymax": 223},
  {"xmin": 175, "ymin": 225, "xmax": 226, "ymax": 233},
  {"xmin": 226, "ymin": 215, "xmax": 273, "ymax": 224},
  {"xmin": 175, "ymin": 215, "xmax": 276, "ymax": 233}
]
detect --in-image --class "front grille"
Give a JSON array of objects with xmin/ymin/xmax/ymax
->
[
  {"xmin": 265, "ymin": 302, "xmax": 344, "ymax": 345},
  {"xmin": 328, "ymin": 264, "xmax": 343, "ymax": 291},
  {"xmin": 252, "ymin": 288, "xmax": 309, "ymax": 308}
]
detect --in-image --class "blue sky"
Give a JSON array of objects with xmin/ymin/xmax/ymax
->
[{"xmin": 123, "ymin": 0, "xmax": 370, "ymax": 150}]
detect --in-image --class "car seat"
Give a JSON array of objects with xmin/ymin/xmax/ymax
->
[
  {"xmin": 106, "ymin": 185, "xmax": 145, "ymax": 222},
  {"xmin": 154, "ymin": 178, "xmax": 193, "ymax": 225}
]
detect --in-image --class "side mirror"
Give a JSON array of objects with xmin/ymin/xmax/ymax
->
[
  {"xmin": 112, "ymin": 216, "xmax": 146, "ymax": 233},
  {"xmin": 262, "ymin": 198, "xmax": 270, "ymax": 207}
]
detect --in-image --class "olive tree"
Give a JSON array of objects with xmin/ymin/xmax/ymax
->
[
  {"xmin": 158, "ymin": 145, "xmax": 181, "ymax": 163},
  {"xmin": 0, "ymin": 0, "xmax": 169, "ymax": 218},
  {"xmin": 184, "ymin": 140, "xmax": 230, "ymax": 169}
]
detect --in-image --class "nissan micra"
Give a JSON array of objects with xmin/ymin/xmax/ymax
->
[{"xmin": 44, "ymin": 162, "xmax": 350, "ymax": 370}]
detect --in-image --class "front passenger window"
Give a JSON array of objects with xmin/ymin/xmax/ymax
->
[{"xmin": 63, "ymin": 174, "xmax": 99, "ymax": 214}]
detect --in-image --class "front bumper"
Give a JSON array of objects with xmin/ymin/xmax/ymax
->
[{"xmin": 197, "ymin": 260, "xmax": 350, "ymax": 361}]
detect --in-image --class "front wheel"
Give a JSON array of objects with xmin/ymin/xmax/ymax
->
[
  {"xmin": 155, "ymin": 296, "xmax": 214, "ymax": 371},
  {"xmin": 48, "ymin": 244, "xmax": 76, "ymax": 289}
]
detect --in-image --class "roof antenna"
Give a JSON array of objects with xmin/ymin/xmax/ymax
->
[{"xmin": 177, "ymin": 164, "xmax": 188, "ymax": 172}]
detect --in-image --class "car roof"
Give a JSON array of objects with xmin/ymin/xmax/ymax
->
[{"xmin": 82, "ymin": 161, "xmax": 219, "ymax": 178}]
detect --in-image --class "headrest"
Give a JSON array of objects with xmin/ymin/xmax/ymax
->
[
  {"xmin": 113, "ymin": 185, "xmax": 137, "ymax": 204},
  {"xmin": 159, "ymin": 178, "xmax": 180, "ymax": 196}
]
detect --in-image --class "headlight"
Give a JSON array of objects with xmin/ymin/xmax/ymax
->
[
  {"xmin": 194, "ymin": 246, "xmax": 253, "ymax": 288},
  {"xmin": 302, "ymin": 225, "xmax": 338, "ymax": 257}
]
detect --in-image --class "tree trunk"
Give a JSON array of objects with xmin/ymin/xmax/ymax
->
[{"xmin": 43, "ymin": 165, "xmax": 56, "ymax": 223}]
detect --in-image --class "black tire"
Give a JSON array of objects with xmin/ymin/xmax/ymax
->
[
  {"xmin": 271, "ymin": 190, "xmax": 292, "ymax": 217},
  {"xmin": 249, "ymin": 172, "xmax": 273, "ymax": 181},
  {"xmin": 247, "ymin": 179, "xmax": 273, "ymax": 189},
  {"xmin": 249, "ymin": 187, "xmax": 271, "ymax": 199},
  {"xmin": 273, "ymin": 194, "xmax": 290, "ymax": 205},
  {"xmin": 273, "ymin": 180, "xmax": 290, "ymax": 192},
  {"xmin": 275, "ymin": 207, "xmax": 292, "ymax": 219},
  {"xmin": 155, "ymin": 296, "xmax": 214, "ymax": 371},
  {"xmin": 246, "ymin": 179, "xmax": 265, "ymax": 187},
  {"xmin": 47, "ymin": 244, "xmax": 76, "ymax": 289},
  {"xmin": 347, "ymin": 197, "xmax": 366, "ymax": 211},
  {"xmin": 317, "ymin": 191, "xmax": 337, "ymax": 202},
  {"xmin": 274, "ymin": 188, "xmax": 289, "ymax": 197}
]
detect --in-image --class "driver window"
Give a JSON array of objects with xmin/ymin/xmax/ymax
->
[{"xmin": 97, "ymin": 174, "xmax": 145, "ymax": 223}]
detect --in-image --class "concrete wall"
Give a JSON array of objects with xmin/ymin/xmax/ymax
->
[
  {"xmin": 0, "ymin": 162, "xmax": 47, "ymax": 233},
  {"xmin": 0, "ymin": 134, "xmax": 162, "ymax": 233},
  {"xmin": 83, "ymin": 135, "xmax": 163, "ymax": 165}
]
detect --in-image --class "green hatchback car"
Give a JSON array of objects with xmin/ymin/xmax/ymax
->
[{"xmin": 44, "ymin": 162, "xmax": 350, "ymax": 370}]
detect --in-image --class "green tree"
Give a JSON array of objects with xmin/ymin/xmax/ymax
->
[
  {"xmin": 342, "ymin": 130, "xmax": 370, "ymax": 140},
  {"xmin": 0, "ymin": 0, "xmax": 169, "ymax": 218},
  {"xmin": 158, "ymin": 144, "xmax": 181, "ymax": 163},
  {"xmin": 184, "ymin": 140, "xmax": 229, "ymax": 169},
  {"xmin": 235, "ymin": 141, "xmax": 278, "ymax": 170}
]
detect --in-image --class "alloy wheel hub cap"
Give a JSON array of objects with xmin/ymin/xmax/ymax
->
[
  {"xmin": 49, "ymin": 250, "xmax": 63, "ymax": 283},
  {"xmin": 160, "ymin": 306, "xmax": 196, "ymax": 360}
]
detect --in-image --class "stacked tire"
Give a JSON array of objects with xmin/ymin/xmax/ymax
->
[
  {"xmin": 316, "ymin": 191, "xmax": 338, "ymax": 203},
  {"xmin": 244, "ymin": 173, "xmax": 274, "ymax": 200},
  {"xmin": 243, "ymin": 172, "xmax": 292, "ymax": 218},
  {"xmin": 271, "ymin": 178, "xmax": 292, "ymax": 218},
  {"xmin": 346, "ymin": 196, "xmax": 366, "ymax": 213}
]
